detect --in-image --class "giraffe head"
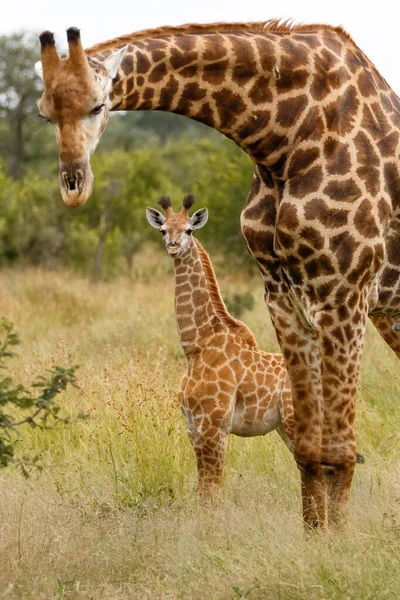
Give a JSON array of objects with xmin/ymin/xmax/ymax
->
[
  {"xmin": 146, "ymin": 194, "xmax": 208, "ymax": 257},
  {"xmin": 34, "ymin": 28, "xmax": 127, "ymax": 207}
]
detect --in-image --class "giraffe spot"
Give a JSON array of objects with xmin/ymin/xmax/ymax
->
[
  {"xmin": 193, "ymin": 102, "xmax": 214, "ymax": 126},
  {"xmin": 288, "ymin": 165, "xmax": 323, "ymax": 198},
  {"xmin": 357, "ymin": 70, "xmax": 377, "ymax": 98},
  {"xmin": 246, "ymin": 133, "xmax": 288, "ymax": 161},
  {"xmin": 298, "ymin": 244, "xmax": 315, "ymax": 259},
  {"xmin": 295, "ymin": 106, "xmax": 324, "ymax": 142},
  {"xmin": 136, "ymin": 52, "xmax": 151, "ymax": 74},
  {"xmin": 387, "ymin": 234, "xmax": 400, "ymax": 266},
  {"xmin": 170, "ymin": 47, "xmax": 197, "ymax": 69},
  {"xmin": 362, "ymin": 103, "xmax": 391, "ymax": 140},
  {"xmin": 345, "ymin": 49, "xmax": 362, "ymax": 74},
  {"xmin": 347, "ymin": 246, "xmax": 374, "ymax": 284},
  {"xmin": 280, "ymin": 37, "xmax": 309, "ymax": 66},
  {"xmin": 136, "ymin": 76, "xmax": 145, "ymax": 87},
  {"xmin": 381, "ymin": 267, "xmax": 399, "ymax": 288},
  {"xmin": 380, "ymin": 93, "xmax": 393, "ymax": 113},
  {"xmin": 311, "ymin": 53, "xmax": 348, "ymax": 101},
  {"xmin": 377, "ymin": 131, "xmax": 399, "ymax": 158},
  {"xmin": 249, "ymin": 77, "xmax": 273, "ymax": 105},
  {"xmin": 269, "ymin": 153, "xmax": 287, "ymax": 178},
  {"xmin": 276, "ymin": 69, "xmax": 309, "ymax": 94},
  {"xmin": 213, "ymin": 89, "xmax": 246, "ymax": 129},
  {"xmin": 354, "ymin": 131, "xmax": 380, "ymax": 166},
  {"xmin": 323, "ymin": 31, "xmax": 344, "ymax": 57},
  {"xmin": 356, "ymin": 166, "xmax": 380, "ymax": 196},
  {"xmin": 284, "ymin": 255, "xmax": 303, "ymax": 285},
  {"xmin": 253, "ymin": 36, "xmax": 275, "ymax": 71},
  {"xmin": 138, "ymin": 87, "xmax": 155, "ymax": 110},
  {"xmin": 278, "ymin": 202, "xmax": 299, "ymax": 231},
  {"xmin": 181, "ymin": 82, "xmax": 207, "ymax": 102},
  {"xmin": 237, "ymin": 111, "xmax": 271, "ymax": 140},
  {"xmin": 322, "ymin": 335, "xmax": 334, "ymax": 357},
  {"xmin": 323, "ymin": 179, "xmax": 361, "ymax": 202},
  {"xmin": 148, "ymin": 62, "xmax": 167, "ymax": 83},
  {"xmin": 354, "ymin": 199, "xmax": 380, "ymax": 238},
  {"xmin": 125, "ymin": 91, "xmax": 139, "ymax": 110},
  {"xmin": 151, "ymin": 48, "xmax": 166, "ymax": 62},
  {"xmin": 202, "ymin": 34, "xmax": 228, "ymax": 61},
  {"xmin": 174, "ymin": 34, "xmax": 196, "ymax": 52},
  {"xmin": 324, "ymin": 85, "xmax": 359, "ymax": 134},
  {"xmin": 202, "ymin": 60, "xmax": 229, "ymax": 85},
  {"xmin": 158, "ymin": 76, "xmax": 179, "ymax": 110},
  {"xmin": 243, "ymin": 193, "xmax": 277, "ymax": 225},
  {"xmin": 323, "ymin": 138, "xmax": 351, "ymax": 175},
  {"xmin": 288, "ymin": 147, "xmax": 320, "ymax": 178},
  {"xmin": 121, "ymin": 54, "xmax": 133, "ymax": 76},
  {"xmin": 304, "ymin": 199, "xmax": 349, "ymax": 228},
  {"xmin": 384, "ymin": 162, "xmax": 400, "ymax": 210},
  {"xmin": 305, "ymin": 255, "xmax": 336, "ymax": 279},
  {"xmin": 180, "ymin": 65, "xmax": 199, "ymax": 78},
  {"xmin": 329, "ymin": 231, "xmax": 358, "ymax": 274},
  {"xmin": 232, "ymin": 61, "xmax": 256, "ymax": 85},
  {"xmin": 276, "ymin": 229, "xmax": 295, "ymax": 250},
  {"xmin": 299, "ymin": 226, "xmax": 324, "ymax": 250}
]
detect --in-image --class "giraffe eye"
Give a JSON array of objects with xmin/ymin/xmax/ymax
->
[
  {"xmin": 186, "ymin": 229, "xmax": 193, "ymax": 235},
  {"xmin": 161, "ymin": 229, "xmax": 166, "ymax": 236},
  {"xmin": 91, "ymin": 103, "xmax": 104, "ymax": 116}
]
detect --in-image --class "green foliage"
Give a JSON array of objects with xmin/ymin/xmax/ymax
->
[
  {"xmin": 0, "ymin": 318, "xmax": 78, "ymax": 471},
  {"xmin": 224, "ymin": 291, "xmax": 255, "ymax": 318}
]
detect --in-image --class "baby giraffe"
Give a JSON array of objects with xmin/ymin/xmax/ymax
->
[{"xmin": 147, "ymin": 194, "xmax": 296, "ymax": 500}]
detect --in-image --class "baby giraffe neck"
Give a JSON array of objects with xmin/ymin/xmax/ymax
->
[{"xmin": 173, "ymin": 239, "xmax": 217, "ymax": 356}]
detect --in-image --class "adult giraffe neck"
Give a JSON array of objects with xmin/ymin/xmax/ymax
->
[{"xmin": 87, "ymin": 23, "xmax": 323, "ymax": 169}]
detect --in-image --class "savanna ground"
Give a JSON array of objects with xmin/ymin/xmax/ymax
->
[{"xmin": 1, "ymin": 247, "xmax": 400, "ymax": 600}]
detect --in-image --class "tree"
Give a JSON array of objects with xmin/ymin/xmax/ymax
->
[
  {"xmin": 0, "ymin": 319, "xmax": 78, "ymax": 472},
  {"xmin": 0, "ymin": 32, "xmax": 46, "ymax": 179}
]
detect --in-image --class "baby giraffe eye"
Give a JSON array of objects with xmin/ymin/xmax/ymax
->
[
  {"xmin": 90, "ymin": 103, "xmax": 104, "ymax": 116},
  {"xmin": 161, "ymin": 229, "xmax": 166, "ymax": 236},
  {"xmin": 186, "ymin": 229, "xmax": 193, "ymax": 235}
]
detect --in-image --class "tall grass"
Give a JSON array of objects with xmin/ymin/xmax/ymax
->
[{"xmin": 1, "ymin": 251, "xmax": 400, "ymax": 599}]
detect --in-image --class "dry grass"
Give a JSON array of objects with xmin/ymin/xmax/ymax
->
[{"xmin": 1, "ymin": 252, "xmax": 400, "ymax": 599}]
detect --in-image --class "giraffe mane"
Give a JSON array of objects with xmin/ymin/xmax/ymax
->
[
  {"xmin": 86, "ymin": 19, "xmax": 352, "ymax": 55},
  {"xmin": 194, "ymin": 238, "xmax": 257, "ymax": 348}
]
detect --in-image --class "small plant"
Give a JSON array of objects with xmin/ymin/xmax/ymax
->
[
  {"xmin": 0, "ymin": 318, "xmax": 79, "ymax": 472},
  {"xmin": 224, "ymin": 291, "xmax": 255, "ymax": 319}
]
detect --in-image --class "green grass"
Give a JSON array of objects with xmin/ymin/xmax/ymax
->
[{"xmin": 1, "ymin": 253, "xmax": 400, "ymax": 599}]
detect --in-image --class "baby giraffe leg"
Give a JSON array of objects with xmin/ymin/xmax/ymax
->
[{"xmin": 192, "ymin": 423, "xmax": 229, "ymax": 502}]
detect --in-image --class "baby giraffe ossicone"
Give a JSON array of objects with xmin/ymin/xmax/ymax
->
[{"xmin": 146, "ymin": 194, "xmax": 295, "ymax": 500}]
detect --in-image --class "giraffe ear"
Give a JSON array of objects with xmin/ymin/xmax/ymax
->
[
  {"xmin": 190, "ymin": 208, "xmax": 208, "ymax": 230},
  {"xmin": 146, "ymin": 207, "xmax": 166, "ymax": 229},
  {"xmin": 103, "ymin": 45, "xmax": 129, "ymax": 79},
  {"xmin": 34, "ymin": 61, "xmax": 44, "ymax": 82}
]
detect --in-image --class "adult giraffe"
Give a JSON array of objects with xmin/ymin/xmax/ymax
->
[{"xmin": 35, "ymin": 21, "xmax": 400, "ymax": 529}]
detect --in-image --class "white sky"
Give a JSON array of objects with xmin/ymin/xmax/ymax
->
[{"xmin": 1, "ymin": 0, "xmax": 400, "ymax": 94}]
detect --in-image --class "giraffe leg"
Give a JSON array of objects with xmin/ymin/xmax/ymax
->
[
  {"xmin": 370, "ymin": 315, "xmax": 400, "ymax": 359},
  {"xmin": 192, "ymin": 423, "xmax": 229, "ymax": 502},
  {"xmin": 315, "ymin": 299, "xmax": 368, "ymax": 528},
  {"xmin": 268, "ymin": 304, "xmax": 327, "ymax": 529}
]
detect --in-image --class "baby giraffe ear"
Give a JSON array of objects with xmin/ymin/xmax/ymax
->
[
  {"xmin": 190, "ymin": 208, "xmax": 208, "ymax": 230},
  {"xmin": 146, "ymin": 207, "xmax": 166, "ymax": 229}
]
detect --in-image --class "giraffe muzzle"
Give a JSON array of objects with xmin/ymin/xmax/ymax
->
[{"xmin": 59, "ymin": 163, "xmax": 93, "ymax": 208}]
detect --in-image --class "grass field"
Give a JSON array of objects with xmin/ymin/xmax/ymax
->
[{"xmin": 1, "ymin": 248, "xmax": 400, "ymax": 599}]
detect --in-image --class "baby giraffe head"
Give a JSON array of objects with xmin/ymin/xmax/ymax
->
[{"xmin": 146, "ymin": 194, "xmax": 208, "ymax": 257}]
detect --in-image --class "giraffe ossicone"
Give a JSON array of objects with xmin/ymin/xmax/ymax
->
[{"xmin": 37, "ymin": 20, "xmax": 400, "ymax": 528}]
